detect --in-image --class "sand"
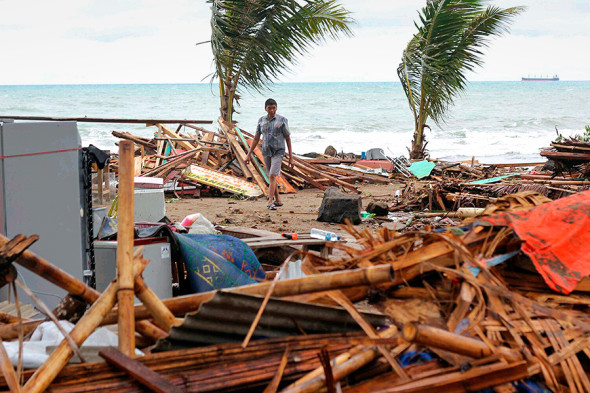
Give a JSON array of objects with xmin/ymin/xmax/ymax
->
[{"xmin": 165, "ymin": 182, "xmax": 402, "ymax": 236}]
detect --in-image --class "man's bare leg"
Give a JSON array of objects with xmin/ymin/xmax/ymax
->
[{"xmin": 268, "ymin": 174, "xmax": 278, "ymax": 205}]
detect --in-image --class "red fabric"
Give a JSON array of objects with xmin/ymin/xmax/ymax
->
[{"xmin": 481, "ymin": 190, "xmax": 590, "ymax": 294}]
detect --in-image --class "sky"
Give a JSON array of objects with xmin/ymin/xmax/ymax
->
[{"xmin": 0, "ymin": 0, "xmax": 589, "ymax": 85}]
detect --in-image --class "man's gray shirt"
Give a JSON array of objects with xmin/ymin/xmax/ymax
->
[{"xmin": 255, "ymin": 114, "xmax": 290, "ymax": 157}]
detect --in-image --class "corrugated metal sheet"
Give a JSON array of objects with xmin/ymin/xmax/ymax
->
[{"xmin": 153, "ymin": 292, "xmax": 390, "ymax": 352}]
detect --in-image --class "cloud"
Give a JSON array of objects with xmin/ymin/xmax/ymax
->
[
  {"xmin": 0, "ymin": 0, "xmax": 588, "ymax": 84},
  {"xmin": 66, "ymin": 26, "xmax": 153, "ymax": 43}
]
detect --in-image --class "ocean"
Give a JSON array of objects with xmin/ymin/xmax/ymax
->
[{"xmin": 1, "ymin": 81, "xmax": 589, "ymax": 163}]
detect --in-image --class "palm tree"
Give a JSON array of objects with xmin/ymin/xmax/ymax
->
[
  {"xmin": 398, "ymin": 0, "xmax": 525, "ymax": 159},
  {"xmin": 209, "ymin": 0, "xmax": 353, "ymax": 122}
]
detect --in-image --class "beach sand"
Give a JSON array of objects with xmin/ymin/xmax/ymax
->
[{"xmin": 165, "ymin": 182, "xmax": 402, "ymax": 235}]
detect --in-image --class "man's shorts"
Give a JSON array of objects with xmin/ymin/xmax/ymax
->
[{"xmin": 263, "ymin": 154, "xmax": 283, "ymax": 177}]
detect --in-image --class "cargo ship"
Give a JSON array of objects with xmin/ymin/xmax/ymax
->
[{"xmin": 521, "ymin": 74, "xmax": 559, "ymax": 81}]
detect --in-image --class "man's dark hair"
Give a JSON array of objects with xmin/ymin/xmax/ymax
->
[{"xmin": 265, "ymin": 98, "xmax": 277, "ymax": 108}]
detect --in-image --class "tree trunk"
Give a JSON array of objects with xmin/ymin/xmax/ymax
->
[{"xmin": 409, "ymin": 124, "xmax": 425, "ymax": 160}]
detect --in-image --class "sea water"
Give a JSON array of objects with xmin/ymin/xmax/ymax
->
[{"xmin": 1, "ymin": 81, "xmax": 588, "ymax": 163}]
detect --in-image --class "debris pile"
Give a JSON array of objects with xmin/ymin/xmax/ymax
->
[
  {"xmin": 109, "ymin": 118, "xmax": 393, "ymax": 199},
  {"xmin": 1, "ymin": 180, "xmax": 589, "ymax": 392}
]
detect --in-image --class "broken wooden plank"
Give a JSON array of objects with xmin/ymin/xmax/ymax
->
[{"xmin": 99, "ymin": 347, "xmax": 183, "ymax": 393}]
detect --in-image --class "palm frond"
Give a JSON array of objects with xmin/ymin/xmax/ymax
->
[{"xmin": 210, "ymin": 0, "xmax": 353, "ymax": 96}]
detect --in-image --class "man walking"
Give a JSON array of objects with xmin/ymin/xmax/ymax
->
[{"xmin": 245, "ymin": 98, "xmax": 293, "ymax": 210}]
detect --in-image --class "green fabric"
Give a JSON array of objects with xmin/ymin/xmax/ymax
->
[{"xmin": 408, "ymin": 160, "xmax": 436, "ymax": 179}]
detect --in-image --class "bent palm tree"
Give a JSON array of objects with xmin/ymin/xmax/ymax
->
[
  {"xmin": 398, "ymin": 0, "xmax": 525, "ymax": 159},
  {"xmin": 209, "ymin": 0, "xmax": 353, "ymax": 122}
]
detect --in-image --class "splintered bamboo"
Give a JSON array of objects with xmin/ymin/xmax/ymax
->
[
  {"xmin": 101, "ymin": 265, "xmax": 394, "ymax": 324},
  {"xmin": 402, "ymin": 323, "xmax": 521, "ymax": 362},
  {"xmin": 282, "ymin": 327, "xmax": 401, "ymax": 393},
  {"xmin": 116, "ymin": 140, "xmax": 135, "ymax": 356},
  {"xmin": 23, "ymin": 258, "xmax": 148, "ymax": 393}
]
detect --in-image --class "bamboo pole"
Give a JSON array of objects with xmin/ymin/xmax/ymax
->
[
  {"xmin": 22, "ymin": 258, "xmax": 149, "ymax": 393},
  {"xmin": 15, "ymin": 279, "xmax": 87, "ymax": 363},
  {"xmin": 116, "ymin": 140, "xmax": 135, "ymax": 356},
  {"xmin": 0, "ymin": 337, "xmax": 22, "ymax": 393},
  {"xmin": 134, "ymin": 276, "xmax": 177, "ymax": 332},
  {"xmin": 101, "ymin": 265, "xmax": 395, "ymax": 324},
  {"xmin": 402, "ymin": 323, "xmax": 521, "ymax": 362}
]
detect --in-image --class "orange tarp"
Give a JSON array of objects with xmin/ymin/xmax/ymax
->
[{"xmin": 482, "ymin": 190, "xmax": 590, "ymax": 294}]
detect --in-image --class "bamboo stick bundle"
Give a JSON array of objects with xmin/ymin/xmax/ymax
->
[
  {"xmin": 282, "ymin": 171, "xmax": 306, "ymax": 188},
  {"xmin": 282, "ymin": 161, "xmax": 327, "ymax": 190}
]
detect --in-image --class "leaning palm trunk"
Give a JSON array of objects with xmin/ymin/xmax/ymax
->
[
  {"xmin": 209, "ymin": 0, "xmax": 353, "ymax": 123},
  {"xmin": 398, "ymin": 0, "xmax": 525, "ymax": 160}
]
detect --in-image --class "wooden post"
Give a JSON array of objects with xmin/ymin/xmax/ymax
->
[{"xmin": 116, "ymin": 140, "xmax": 136, "ymax": 356}]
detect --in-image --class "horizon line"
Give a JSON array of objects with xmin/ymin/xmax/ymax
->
[{"xmin": 1, "ymin": 80, "xmax": 588, "ymax": 87}]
